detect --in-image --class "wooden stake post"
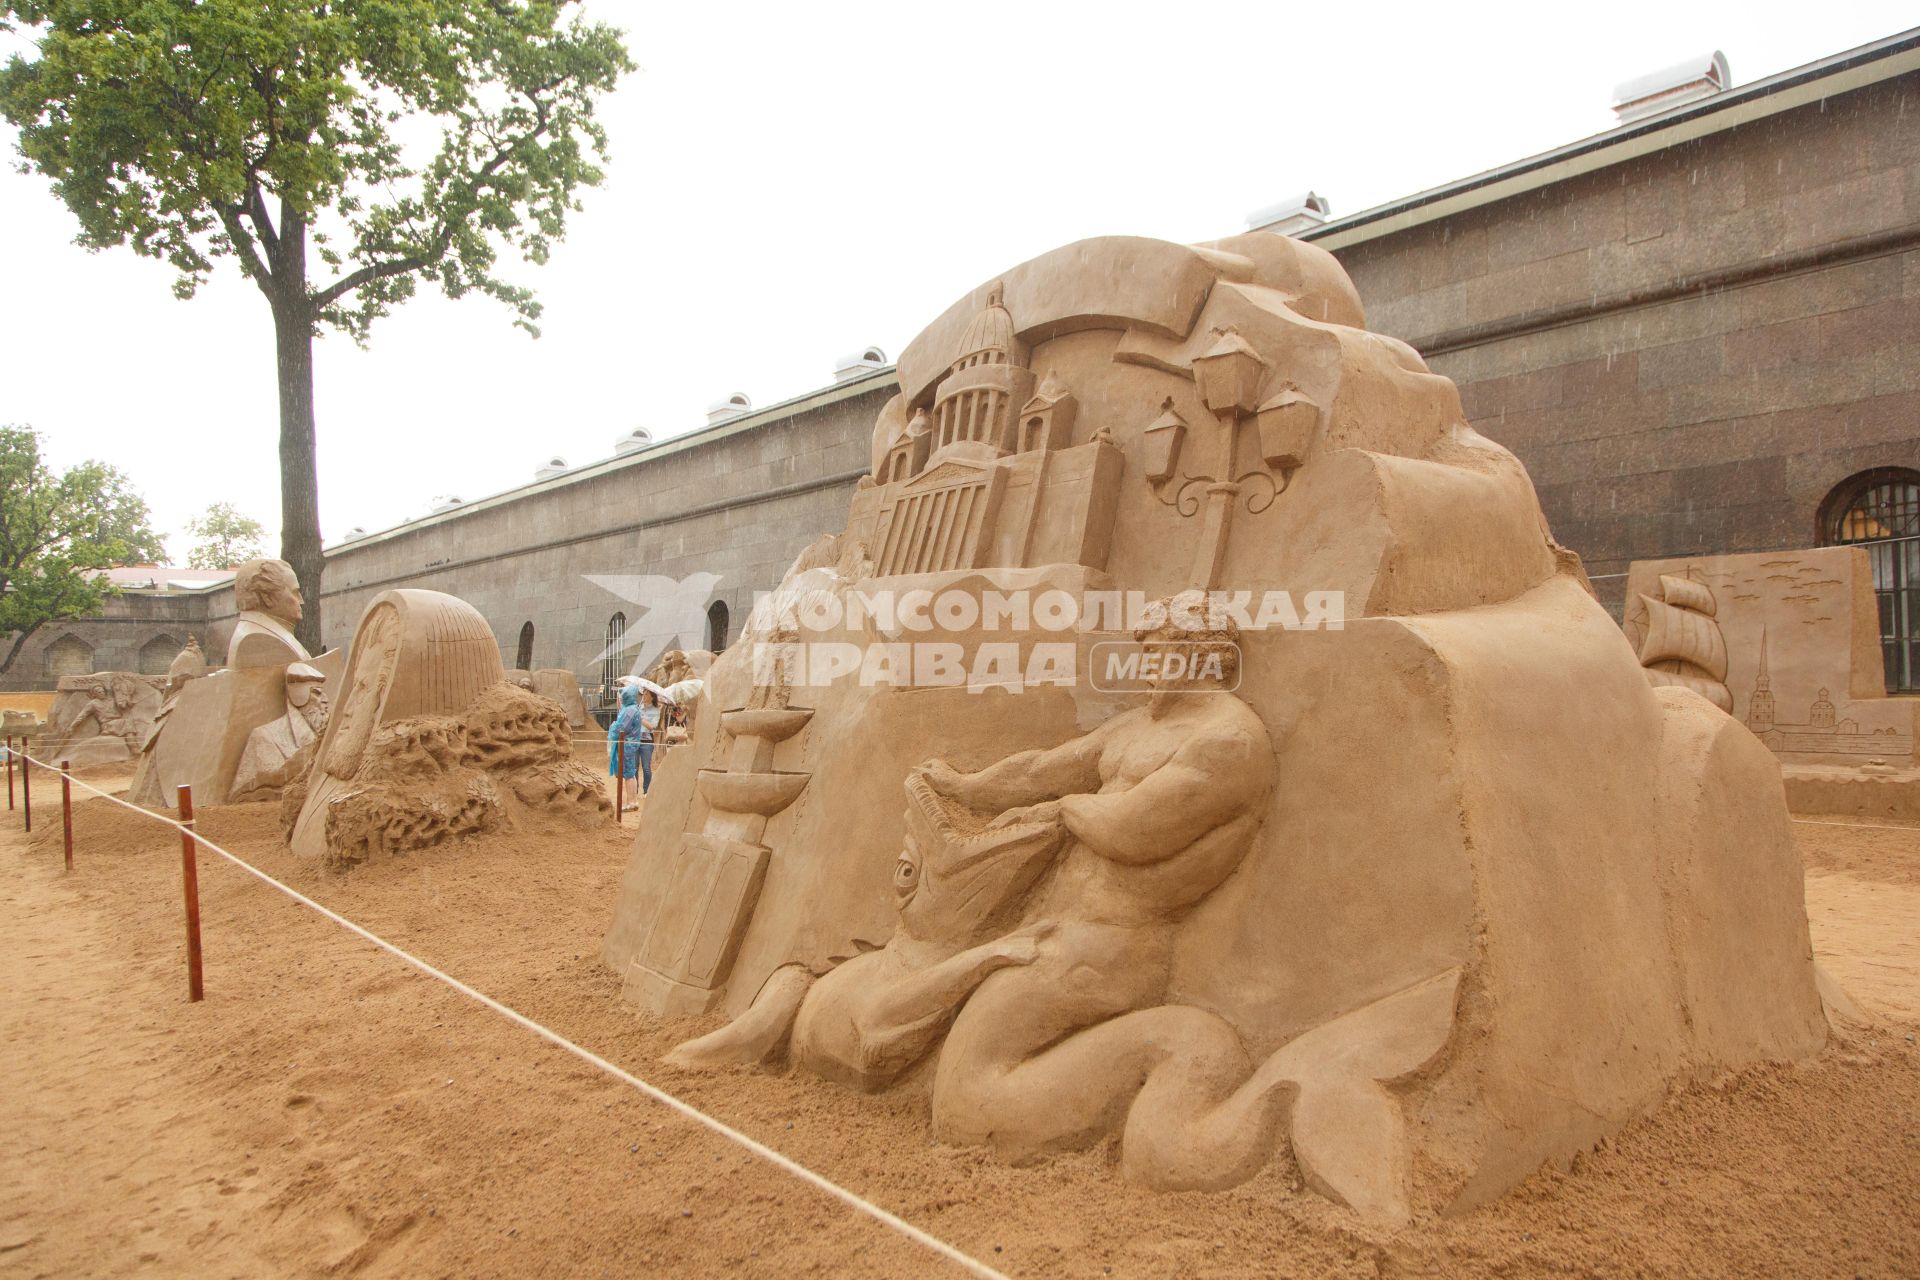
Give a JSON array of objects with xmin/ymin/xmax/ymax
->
[
  {"xmin": 61, "ymin": 759, "xmax": 73, "ymax": 871},
  {"xmin": 176, "ymin": 785, "xmax": 204, "ymax": 1002}
]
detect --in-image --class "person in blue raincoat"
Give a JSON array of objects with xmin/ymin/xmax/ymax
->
[{"xmin": 608, "ymin": 685, "xmax": 651, "ymax": 809}]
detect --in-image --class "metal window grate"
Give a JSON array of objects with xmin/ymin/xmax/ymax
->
[{"xmin": 1830, "ymin": 479, "xmax": 1919, "ymax": 694}]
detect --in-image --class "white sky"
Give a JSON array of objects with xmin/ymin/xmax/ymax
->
[{"xmin": 4, "ymin": 1, "xmax": 1913, "ymax": 560}]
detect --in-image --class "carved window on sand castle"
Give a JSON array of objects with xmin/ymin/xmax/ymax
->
[
  {"xmin": 874, "ymin": 460, "xmax": 1008, "ymax": 577},
  {"xmin": 1821, "ymin": 467, "xmax": 1920, "ymax": 693},
  {"xmin": 516, "ymin": 621, "xmax": 534, "ymax": 670},
  {"xmin": 933, "ymin": 386, "xmax": 1011, "ymax": 452},
  {"xmin": 45, "ymin": 633, "xmax": 93, "ymax": 678}
]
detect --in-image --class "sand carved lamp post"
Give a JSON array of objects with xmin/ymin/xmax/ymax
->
[{"xmin": 1155, "ymin": 327, "xmax": 1283, "ymax": 588}]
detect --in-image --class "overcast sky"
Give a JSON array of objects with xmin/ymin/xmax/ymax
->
[{"xmin": 4, "ymin": 1, "xmax": 1913, "ymax": 561}]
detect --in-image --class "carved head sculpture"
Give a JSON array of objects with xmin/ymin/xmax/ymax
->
[
  {"xmin": 233, "ymin": 558, "xmax": 303, "ymax": 627},
  {"xmin": 1136, "ymin": 588, "xmax": 1242, "ymax": 708},
  {"xmin": 895, "ymin": 768, "xmax": 1066, "ymax": 946},
  {"xmin": 285, "ymin": 662, "xmax": 326, "ymax": 708}
]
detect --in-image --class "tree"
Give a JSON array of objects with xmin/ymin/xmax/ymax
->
[
  {"xmin": 0, "ymin": 2, "xmax": 633, "ymax": 651},
  {"xmin": 184, "ymin": 501, "xmax": 267, "ymax": 569},
  {"xmin": 0, "ymin": 424, "xmax": 166, "ymax": 676}
]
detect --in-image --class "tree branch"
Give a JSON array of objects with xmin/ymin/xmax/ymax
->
[
  {"xmin": 309, "ymin": 107, "xmax": 557, "ymax": 312},
  {"xmin": 214, "ymin": 204, "xmax": 276, "ymax": 298},
  {"xmin": 0, "ymin": 621, "xmax": 42, "ymax": 678}
]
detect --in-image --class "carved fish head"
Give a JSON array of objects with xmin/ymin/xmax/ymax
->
[{"xmin": 894, "ymin": 768, "xmax": 1066, "ymax": 946}]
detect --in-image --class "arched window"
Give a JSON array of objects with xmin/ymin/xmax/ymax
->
[
  {"xmin": 516, "ymin": 621, "xmax": 535, "ymax": 670},
  {"xmin": 1819, "ymin": 468, "xmax": 1919, "ymax": 693},
  {"xmin": 138, "ymin": 634, "xmax": 178, "ymax": 676},
  {"xmin": 707, "ymin": 600, "xmax": 730, "ymax": 653},
  {"xmin": 44, "ymin": 634, "xmax": 93, "ymax": 679},
  {"xmin": 602, "ymin": 612, "xmax": 626, "ymax": 690}
]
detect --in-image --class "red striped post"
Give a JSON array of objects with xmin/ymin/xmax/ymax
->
[
  {"xmin": 615, "ymin": 733, "xmax": 626, "ymax": 824},
  {"xmin": 20, "ymin": 748, "xmax": 30, "ymax": 832},
  {"xmin": 176, "ymin": 785, "xmax": 204, "ymax": 1002},
  {"xmin": 6, "ymin": 735, "xmax": 13, "ymax": 810},
  {"xmin": 61, "ymin": 759, "xmax": 72, "ymax": 871}
]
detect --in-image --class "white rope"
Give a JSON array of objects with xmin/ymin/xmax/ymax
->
[
  {"xmin": 1790, "ymin": 816, "xmax": 1920, "ymax": 832},
  {"xmin": 19, "ymin": 753, "xmax": 1009, "ymax": 1280}
]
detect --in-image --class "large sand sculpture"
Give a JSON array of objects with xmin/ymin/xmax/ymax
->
[
  {"xmin": 287, "ymin": 589, "xmax": 611, "ymax": 868},
  {"xmin": 604, "ymin": 232, "xmax": 1830, "ymax": 1220},
  {"xmin": 130, "ymin": 559, "xmax": 340, "ymax": 808},
  {"xmin": 1625, "ymin": 547, "xmax": 1917, "ymax": 817}
]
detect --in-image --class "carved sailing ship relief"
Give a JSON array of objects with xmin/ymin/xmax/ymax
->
[{"xmin": 1634, "ymin": 573, "xmax": 1733, "ymax": 712}]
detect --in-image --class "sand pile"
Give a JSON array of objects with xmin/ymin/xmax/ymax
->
[{"xmin": 1, "ymin": 782, "xmax": 1913, "ymax": 1277}]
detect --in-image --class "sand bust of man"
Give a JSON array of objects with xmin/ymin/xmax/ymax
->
[{"xmin": 227, "ymin": 558, "xmax": 311, "ymax": 668}]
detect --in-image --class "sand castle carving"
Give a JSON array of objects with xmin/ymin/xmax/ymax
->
[
  {"xmin": 130, "ymin": 559, "xmax": 341, "ymax": 807},
  {"xmin": 606, "ymin": 232, "xmax": 1830, "ymax": 1221},
  {"xmin": 286, "ymin": 589, "xmax": 611, "ymax": 869}
]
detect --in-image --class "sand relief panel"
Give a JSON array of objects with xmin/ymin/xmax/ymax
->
[
  {"xmin": 607, "ymin": 232, "xmax": 1831, "ymax": 1221},
  {"xmin": 42, "ymin": 671, "xmax": 167, "ymax": 768},
  {"xmin": 1625, "ymin": 548, "xmax": 1915, "ymax": 767}
]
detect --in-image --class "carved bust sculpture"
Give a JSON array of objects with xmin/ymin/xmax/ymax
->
[{"xmin": 228, "ymin": 558, "xmax": 311, "ymax": 668}]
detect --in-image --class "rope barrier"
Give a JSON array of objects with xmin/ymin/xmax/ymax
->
[
  {"xmin": 1789, "ymin": 816, "xmax": 1920, "ymax": 832},
  {"xmin": 18, "ymin": 751, "xmax": 1009, "ymax": 1280}
]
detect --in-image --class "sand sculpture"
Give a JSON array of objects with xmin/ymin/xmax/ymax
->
[
  {"xmin": 167, "ymin": 636, "xmax": 207, "ymax": 689},
  {"xmin": 129, "ymin": 558, "xmax": 337, "ymax": 808},
  {"xmin": 286, "ymin": 589, "xmax": 610, "ymax": 869},
  {"xmin": 1625, "ymin": 547, "xmax": 1916, "ymax": 816},
  {"xmin": 42, "ymin": 672, "xmax": 166, "ymax": 768},
  {"xmin": 606, "ymin": 232, "xmax": 1830, "ymax": 1221},
  {"xmin": 530, "ymin": 670, "xmax": 591, "ymax": 728},
  {"xmin": 229, "ymin": 663, "xmax": 329, "ymax": 803}
]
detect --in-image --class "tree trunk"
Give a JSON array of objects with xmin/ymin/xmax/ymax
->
[{"xmin": 269, "ymin": 225, "xmax": 324, "ymax": 654}]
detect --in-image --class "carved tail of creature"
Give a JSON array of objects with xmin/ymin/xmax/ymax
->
[
  {"xmin": 934, "ymin": 971, "xmax": 1461, "ymax": 1210},
  {"xmin": 664, "ymin": 964, "xmax": 818, "ymax": 1069}
]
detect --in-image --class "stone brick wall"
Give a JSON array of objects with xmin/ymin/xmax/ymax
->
[
  {"xmin": 317, "ymin": 377, "xmax": 889, "ymax": 702},
  {"xmin": 1333, "ymin": 72, "xmax": 1920, "ymax": 612},
  {"xmin": 0, "ymin": 587, "xmax": 234, "ymax": 693}
]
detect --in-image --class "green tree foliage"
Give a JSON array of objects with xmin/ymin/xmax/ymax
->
[
  {"xmin": 183, "ymin": 501, "xmax": 267, "ymax": 569},
  {"xmin": 0, "ymin": 1, "xmax": 633, "ymax": 649},
  {"xmin": 0, "ymin": 424, "xmax": 165, "ymax": 675}
]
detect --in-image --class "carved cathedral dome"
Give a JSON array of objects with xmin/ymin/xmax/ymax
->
[{"xmin": 953, "ymin": 283, "xmax": 1015, "ymax": 369}]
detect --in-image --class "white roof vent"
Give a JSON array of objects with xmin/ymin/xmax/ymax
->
[
  {"xmin": 613, "ymin": 426, "xmax": 654, "ymax": 456},
  {"xmin": 429, "ymin": 494, "xmax": 464, "ymax": 514},
  {"xmin": 535, "ymin": 456, "xmax": 569, "ymax": 481},
  {"xmin": 833, "ymin": 347, "xmax": 889, "ymax": 383},
  {"xmin": 1246, "ymin": 191, "xmax": 1331, "ymax": 237},
  {"xmin": 706, "ymin": 392, "xmax": 752, "ymax": 425},
  {"xmin": 340, "ymin": 526, "xmax": 368, "ymax": 542},
  {"xmin": 1612, "ymin": 52, "xmax": 1729, "ymax": 124}
]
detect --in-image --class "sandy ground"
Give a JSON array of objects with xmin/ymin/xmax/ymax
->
[{"xmin": 1, "ymin": 755, "xmax": 1916, "ymax": 1279}]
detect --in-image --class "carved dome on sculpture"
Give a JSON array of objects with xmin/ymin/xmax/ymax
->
[{"xmin": 953, "ymin": 283, "xmax": 1015, "ymax": 369}]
